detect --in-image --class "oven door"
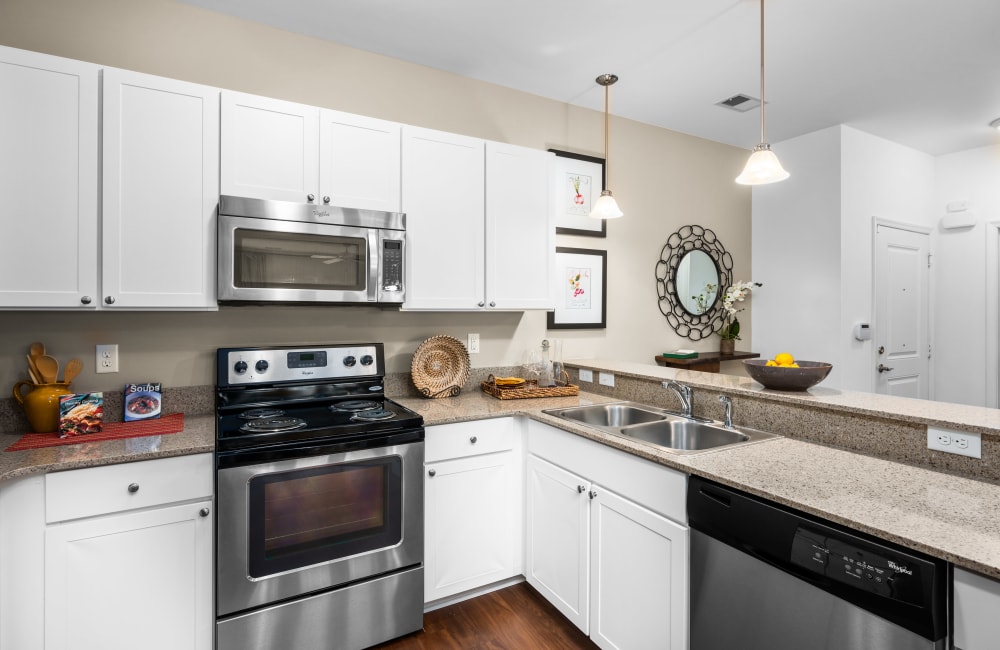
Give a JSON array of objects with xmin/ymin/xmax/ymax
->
[
  {"xmin": 218, "ymin": 214, "xmax": 378, "ymax": 303},
  {"xmin": 216, "ymin": 441, "xmax": 423, "ymax": 616}
]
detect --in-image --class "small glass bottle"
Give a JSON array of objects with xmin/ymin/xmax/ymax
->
[{"xmin": 539, "ymin": 339, "xmax": 553, "ymax": 387}]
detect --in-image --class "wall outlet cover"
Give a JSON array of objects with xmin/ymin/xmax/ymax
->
[
  {"xmin": 599, "ymin": 372, "xmax": 615, "ymax": 387},
  {"xmin": 579, "ymin": 369, "xmax": 593, "ymax": 382},
  {"xmin": 927, "ymin": 426, "xmax": 981, "ymax": 459}
]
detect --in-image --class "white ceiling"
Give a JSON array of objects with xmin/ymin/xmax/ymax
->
[{"xmin": 180, "ymin": 0, "xmax": 1000, "ymax": 155}]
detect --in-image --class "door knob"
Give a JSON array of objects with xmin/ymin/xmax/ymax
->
[
  {"xmin": 469, "ymin": 436, "xmax": 477, "ymax": 444},
  {"xmin": 127, "ymin": 483, "xmax": 139, "ymax": 493},
  {"xmin": 588, "ymin": 490, "xmax": 598, "ymax": 500},
  {"xmin": 307, "ymin": 194, "xmax": 316, "ymax": 202},
  {"xmin": 104, "ymin": 296, "xmax": 116, "ymax": 305},
  {"xmin": 323, "ymin": 196, "xmax": 331, "ymax": 204},
  {"xmin": 878, "ymin": 364, "xmax": 894, "ymax": 373},
  {"xmin": 428, "ymin": 469, "xmax": 436, "ymax": 477},
  {"xmin": 80, "ymin": 296, "xmax": 92, "ymax": 305},
  {"xmin": 577, "ymin": 485, "xmax": 586, "ymax": 493},
  {"xmin": 199, "ymin": 508, "xmax": 210, "ymax": 517}
]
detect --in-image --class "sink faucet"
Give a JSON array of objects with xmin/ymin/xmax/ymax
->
[
  {"xmin": 719, "ymin": 395, "xmax": 733, "ymax": 428},
  {"xmin": 662, "ymin": 380, "xmax": 693, "ymax": 418}
]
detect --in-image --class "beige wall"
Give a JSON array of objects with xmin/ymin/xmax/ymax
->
[{"xmin": 0, "ymin": 0, "xmax": 751, "ymax": 393}]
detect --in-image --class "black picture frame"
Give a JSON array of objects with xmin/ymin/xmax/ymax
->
[
  {"xmin": 547, "ymin": 247, "xmax": 608, "ymax": 330},
  {"xmin": 548, "ymin": 149, "xmax": 608, "ymax": 238}
]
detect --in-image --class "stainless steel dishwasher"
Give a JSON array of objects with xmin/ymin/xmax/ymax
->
[{"xmin": 688, "ymin": 476, "xmax": 948, "ymax": 649}]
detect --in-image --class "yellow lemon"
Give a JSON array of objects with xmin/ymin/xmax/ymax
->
[
  {"xmin": 765, "ymin": 360, "xmax": 778, "ymax": 367},
  {"xmin": 778, "ymin": 362, "xmax": 799, "ymax": 368},
  {"xmin": 774, "ymin": 352, "xmax": 795, "ymax": 366}
]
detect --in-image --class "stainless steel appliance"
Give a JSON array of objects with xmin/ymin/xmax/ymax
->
[
  {"xmin": 689, "ymin": 476, "xmax": 948, "ymax": 650},
  {"xmin": 218, "ymin": 195, "xmax": 405, "ymax": 304},
  {"xmin": 214, "ymin": 343, "xmax": 424, "ymax": 650}
]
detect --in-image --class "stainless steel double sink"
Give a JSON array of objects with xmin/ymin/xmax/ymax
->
[{"xmin": 542, "ymin": 401, "xmax": 779, "ymax": 454}]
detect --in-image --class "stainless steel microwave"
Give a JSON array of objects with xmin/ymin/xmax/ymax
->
[{"xmin": 217, "ymin": 196, "xmax": 405, "ymax": 304}]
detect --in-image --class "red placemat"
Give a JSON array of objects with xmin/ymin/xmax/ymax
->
[{"xmin": 4, "ymin": 413, "xmax": 185, "ymax": 452}]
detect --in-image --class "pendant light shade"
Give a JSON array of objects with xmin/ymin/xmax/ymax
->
[
  {"xmin": 736, "ymin": 0, "xmax": 789, "ymax": 186},
  {"xmin": 591, "ymin": 74, "xmax": 623, "ymax": 219}
]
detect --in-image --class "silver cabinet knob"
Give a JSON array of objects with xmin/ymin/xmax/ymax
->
[
  {"xmin": 127, "ymin": 483, "xmax": 139, "ymax": 493},
  {"xmin": 489, "ymin": 301, "xmax": 496, "ymax": 307},
  {"xmin": 589, "ymin": 490, "xmax": 598, "ymax": 500},
  {"xmin": 428, "ymin": 469, "xmax": 436, "ymax": 477},
  {"xmin": 878, "ymin": 364, "xmax": 895, "ymax": 373},
  {"xmin": 307, "ymin": 194, "xmax": 316, "ymax": 202},
  {"xmin": 104, "ymin": 296, "xmax": 115, "ymax": 305},
  {"xmin": 469, "ymin": 436, "xmax": 478, "ymax": 444},
  {"xmin": 478, "ymin": 301, "xmax": 485, "ymax": 307},
  {"xmin": 577, "ymin": 485, "xmax": 586, "ymax": 493},
  {"xmin": 80, "ymin": 296, "xmax": 92, "ymax": 305},
  {"xmin": 199, "ymin": 508, "xmax": 210, "ymax": 517},
  {"xmin": 323, "ymin": 196, "xmax": 331, "ymax": 204}
]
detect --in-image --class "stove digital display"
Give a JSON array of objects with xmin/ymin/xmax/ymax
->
[{"xmin": 287, "ymin": 351, "xmax": 327, "ymax": 368}]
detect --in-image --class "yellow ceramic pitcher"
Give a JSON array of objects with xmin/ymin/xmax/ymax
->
[{"xmin": 13, "ymin": 381, "xmax": 72, "ymax": 433}]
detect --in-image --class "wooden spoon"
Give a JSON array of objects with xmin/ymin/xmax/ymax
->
[
  {"xmin": 28, "ymin": 341, "xmax": 45, "ymax": 359},
  {"xmin": 35, "ymin": 355, "xmax": 59, "ymax": 384},
  {"xmin": 63, "ymin": 358, "xmax": 83, "ymax": 384},
  {"xmin": 25, "ymin": 354, "xmax": 43, "ymax": 383}
]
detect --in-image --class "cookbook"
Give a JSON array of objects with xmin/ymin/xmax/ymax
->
[
  {"xmin": 124, "ymin": 382, "xmax": 162, "ymax": 421},
  {"xmin": 59, "ymin": 393, "xmax": 104, "ymax": 437}
]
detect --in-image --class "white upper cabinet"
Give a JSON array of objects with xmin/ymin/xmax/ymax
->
[
  {"xmin": 402, "ymin": 126, "xmax": 486, "ymax": 310},
  {"xmin": 220, "ymin": 91, "xmax": 319, "ymax": 204},
  {"xmin": 221, "ymin": 92, "xmax": 402, "ymax": 211},
  {"xmin": 485, "ymin": 142, "xmax": 553, "ymax": 310},
  {"xmin": 402, "ymin": 129, "xmax": 554, "ymax": 311},
  {"xmin": 102, "ymin": 68, "xmax": 219, "ymax": 309},
  {"xmin": 319, "ymin": 110, "xmax": 401, "ymax": 212},
  {"xmin": 0, "ymin": 46, "xmax": 99, "ymax": 308}
]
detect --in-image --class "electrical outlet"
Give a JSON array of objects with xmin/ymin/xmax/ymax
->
[
  {"xmin": 96, "ymin": 344, "xmax": 119, "ymax": 374},
  {"xmin": 467, "ymin": 333, "xmax": 480, "ymax": 354},
  {"xmin": 599, "ymin": 372, "xmax": 615, "ymax": 387},
  {"xmin": 927, "ymin": 426, "xmax": 981, "ymax": 459},
  {"xmin": 579, "ymin": 369, "xmax": 593, "ymax": 383}
]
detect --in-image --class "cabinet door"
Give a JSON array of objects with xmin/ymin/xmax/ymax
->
[
  {"xmin": 45, "ymin": 500, "xmax": 213, "ymax": 650},
  {"xmin": 102, "ymin": 69, "xmax": 219, "ymax": 308},
  {"xmin": 525, "ymin": 454, "xmax": 590, "ymax": 633},
  {"xmin": 589, "ymin": 486, "xmax": 688, "ymax": 650},
  {"xmin": 424, "ymin": 451, "xmax": 520, "ymax": 602},
  {"xmin": 401, "ymin": 126, "xmax": 485, "ymax": 310},
  {"xmin": 319, "ymin": 109, "xmax": 401, "ymax": 212},
  {"xmin": 221, "ymin": 91, "xmax": 318, "ymax": 203},
  {"xmin": 0, "ymin": 46, "xmax": 99, "ymax": 308},
  {"xmin": 485, "ymin": 142, "xmax": 553, "ymax": 310},
  {"xmin": 954, "ymin": 567, "xmax": 1000, "ymax": 650}
]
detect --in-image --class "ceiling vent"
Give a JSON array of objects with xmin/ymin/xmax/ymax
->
[{"xmin": 716, "ymin": 94, "xmax": 761, "ymax": 112}]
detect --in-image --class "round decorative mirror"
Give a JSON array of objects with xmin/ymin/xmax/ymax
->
[
  {"xmin": 676, "ymin": 250, "xmax": 720, "ymax": 315},
  {"xmin": 655, "ymin": 225, "xmax": 733, "ymax": 340}
]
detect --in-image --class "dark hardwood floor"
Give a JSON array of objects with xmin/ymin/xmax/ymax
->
[{"xmin": 373, "ymin": 582, "xmax": 598, "ymax": 650}]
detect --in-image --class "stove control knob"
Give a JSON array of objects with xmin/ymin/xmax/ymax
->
[
  {"xmin": 255, "ymin": 360, "xmax": 269, "ymax": 373},
  {"xmin": 360, "ymin": 355, "xmax": 374, "ymax": 366},
  {"xmin": 234, "ymin": 360, "xmax": 248, "ymax": 374},
  {"xmin": 343, "ymin": 356, "xmax": 357, "ymax": 367}
]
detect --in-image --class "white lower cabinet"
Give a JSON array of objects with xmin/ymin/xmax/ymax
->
[
  {"xmin": 953, "ymin": 567, "xmax": 1000, "ymax": 650},
  {"xmin": 43, "ymin": 454, "xmax": 214, "ymax": 650},
  {"xmin": 424, "ymin": 418, "xmax": 523, "ymax": 604},
  {"xmin": 526, "ymin": 420, "xmax": 689, "ymax": 650}
]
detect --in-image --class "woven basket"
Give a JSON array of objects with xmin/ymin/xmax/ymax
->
[{"xmin": 411, "ymin": 335, "xmax": 471, "ymax": 398}]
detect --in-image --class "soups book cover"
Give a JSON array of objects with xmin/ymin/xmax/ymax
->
[{"xmin": 124, "ymin": 382, "xmax": 162, "ymax": 421}]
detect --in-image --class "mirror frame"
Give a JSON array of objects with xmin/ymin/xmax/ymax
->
[{"xmin": 655, "ymin": 225, "xmax": 734, "ymax": 340}]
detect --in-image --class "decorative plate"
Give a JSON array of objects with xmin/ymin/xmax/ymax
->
[{"xmin": 411, "ymin": 335, "xmax": 471, "ymax": 398}]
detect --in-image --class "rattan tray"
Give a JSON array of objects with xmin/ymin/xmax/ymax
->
[{"xmin": 481, "ymin": 374, "xmax": 579, "ymax": 400}]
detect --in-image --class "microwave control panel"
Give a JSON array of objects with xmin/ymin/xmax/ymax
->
[{"xmin": 382, "ymin": 239, "xmax": 404, "ymax": 293}]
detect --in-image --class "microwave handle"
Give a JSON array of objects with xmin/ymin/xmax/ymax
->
[{"xmin": 368, "ymin": 229, "xmax": 379, "ymax": 302}]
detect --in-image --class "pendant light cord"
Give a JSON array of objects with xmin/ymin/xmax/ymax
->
[
  {"xmin": 604, "ymin": 81, "xmax": 611, "ymax": 189},
  {"xmin": 759, "ymin": 0, "xmax": 767, "ymax": 145}
]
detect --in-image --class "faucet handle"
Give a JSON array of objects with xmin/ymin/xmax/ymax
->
[{"xmin": 718, "ymin": 395, "xmax": 733, "ymax": 428}]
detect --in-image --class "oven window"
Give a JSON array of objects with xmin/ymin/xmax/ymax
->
[
  {"xmin": 247, "ymin": 456, "xmax": 402, "ymax": 578},
  {"xmin": 234, "ymin": 228, "xmax": 367, "ymax": 291}
]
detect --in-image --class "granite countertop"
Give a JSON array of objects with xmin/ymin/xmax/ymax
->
[
  {"xmin": 0, "ymin": 414, "xmax": 215, "ymax": 482},
  {"xmin": 398, "ymin": 390, "xmax": 1000, "ymax": 579}
]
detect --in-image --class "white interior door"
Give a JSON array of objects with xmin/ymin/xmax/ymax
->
[{"xmin": 874, "ymin": 223, "xmax": 930, "ymax": 398}]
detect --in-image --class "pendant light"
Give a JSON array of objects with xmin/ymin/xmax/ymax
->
[
  {"xmin": 590, "ymin": 74, "xmax": 624, "ymax": 219},
  {"xmin": 736, "ymin": 0, "xmax": 789, "ymax": 185}
]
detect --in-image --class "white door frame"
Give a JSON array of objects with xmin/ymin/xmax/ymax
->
[
  {"xmin": 987, "ymin": 222, "xmax": 1000, "ymax": 408},
  {"xmin": 871, "ymin": 217, "xmax": 933, "ymax": 399}
]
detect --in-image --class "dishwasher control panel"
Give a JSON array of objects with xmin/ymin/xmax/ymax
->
[{"xmin": 791, "ymin": 526, "xmax": 921, "ymax": 605}]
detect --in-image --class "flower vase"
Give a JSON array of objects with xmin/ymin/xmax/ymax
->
[{"xmin": 720, "ymin": 339, "xmax": 735, "ymax": 356}]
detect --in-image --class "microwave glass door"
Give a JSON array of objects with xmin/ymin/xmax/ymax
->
[
  {"xmin": 246, "ymin": 456, "xmax": 403, "ymax": 578},
  {"xmin": 234, "ymin": 228, "xmax": 368, "ymax": 292}
]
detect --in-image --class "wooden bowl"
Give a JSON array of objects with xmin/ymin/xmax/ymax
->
[{"xmin": 743, "ymin": 359, "xmax": 833, "ymax": 391}]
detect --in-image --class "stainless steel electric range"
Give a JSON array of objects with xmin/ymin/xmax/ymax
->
[{"xmin": 214, "ymin": 343, "xmax": 424, "ymax": 650}]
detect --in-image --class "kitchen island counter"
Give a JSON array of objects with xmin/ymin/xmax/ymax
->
[{"xmin": 398, "ymin": 388, "xmax": 1000, "ymax": 580}]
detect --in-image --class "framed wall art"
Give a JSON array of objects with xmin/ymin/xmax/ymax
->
[
  {"xmin": 548, "ymin": 149, "xmax": 607, "ymax": 238},
  {"xmin": 547, "ymin": 247, "xmax": 607, "ymax": 329}
]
